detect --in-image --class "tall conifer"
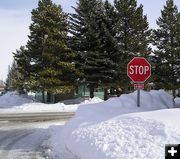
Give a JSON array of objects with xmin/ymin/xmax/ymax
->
[
  {"xmin": 114, "ymin": 0, "xmax": 151, "ymax": 89},
  {"xmin": 153, "ymin": 0, "xmax": 180, "ymax": 97},
  {"xmin": 70, "ymin": 0, "xmax": 119, "ymax": 98},
  {"xmin": 23, "ymin": 0, "xmax": 79, "ymax": 102}
]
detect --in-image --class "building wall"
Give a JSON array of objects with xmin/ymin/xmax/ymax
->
[
  {"xmin": 55, "ymin": 90, "xmax": 75, "ymax": 103},
  {"xmin": 77, "ymin": 85, "xmax": 104, "ymax": 100},
  {"xmin": 0, "ymin": 80, "xmax": 5, "ymax": 92},
  {"xmin": 34, "ymin": 85, "xmax": 105, "ymax": 103}
]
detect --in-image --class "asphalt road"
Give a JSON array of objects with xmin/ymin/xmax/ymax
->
[{"xmin": 0, "ymin": 112, "xmax": 74, "ymax": 159}]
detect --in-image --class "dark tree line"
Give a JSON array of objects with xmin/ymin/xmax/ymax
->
[
  {"xmin": 6, "ymin": 0, "xmax": 180, "ymax": 102},
  {"xmin": 152, "ymin": 0, "xmax": 180, "ymax": 97}
]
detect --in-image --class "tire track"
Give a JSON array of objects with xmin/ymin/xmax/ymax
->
[
  {"xmin": 0, "ymin": 131, "xmax": 21, "ymax": 148},
  {"xmin": 0, "ymin": 131, "xmax": 33, "ymax": 158}
]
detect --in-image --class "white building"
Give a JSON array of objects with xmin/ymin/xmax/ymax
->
[{"xmin": 0, "ymin": 80, "xmax": 5, "ymax": 92}]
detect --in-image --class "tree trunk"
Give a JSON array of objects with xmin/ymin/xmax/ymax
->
[
  {"xmin": 89, "ymin": 85, "xmax": 94, "ymax": 98},
  {"xmin": 42, "ymin": 90, "xmax": 45, "ymax": 103},
  {"xmin": 172, "ymin": 89, "xmax": 176, "ymax": 98},
  {"xmin": 172, "ymin": 89, "xmax": 176, "ymax": 107},
  {"xmin": 47, "ymin": 91, "xmax": 51, "ymax": 103},
  {"xmin": 104, "ymin": 88, "xmax": 108, "ymax": 100}
]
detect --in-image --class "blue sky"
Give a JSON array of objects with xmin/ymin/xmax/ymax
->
[{"xmin": 0, "ymin": 0, "xmax": 180, "ymax": 81}]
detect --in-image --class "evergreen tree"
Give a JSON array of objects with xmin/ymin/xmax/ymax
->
[
  {"xmin": 152, "ymin": 0, "xmax": 180, "ymax": 97},
  {"xmin": 70, "ymin": 0, "xmax": 119, "ymax": 98},
  {"xmin": 114, "ymin": 0, "xmax": 151, "ymax": 89},
  {"xmin": 176, "ymin": 13, "xmax": 180, "ymax": 84},
  {"xmin": 69, "ymin": 0, "xmax": 100, "ymax": 98},
  {"xmin": 14, "ymin": 46, "xmax": 31, "ymax": 91},
  {"xmin": 24, "ymin": 0, "xmax": 79, "ymax": 102},
  {"xmin": 6, "ymin": 59, "xmax": 25, "ymax": 93}
]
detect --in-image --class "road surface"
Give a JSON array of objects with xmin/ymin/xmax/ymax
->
[{"xmin": 0, "ymin": 112, "xmax": 74, "ymax": 159}]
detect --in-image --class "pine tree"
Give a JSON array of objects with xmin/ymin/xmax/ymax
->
[
  {"xmin": 6, "ymin": 59, "xmax": 25, "ymax": 93},
  {"xmin": 70, "ymin": 0, "xmax": 119, "ymax": 98},
  {"xmin": 114, "ymin": 0, "xmax": 151, "ymax": 89},
  {"xmin": 176, "ymin": 13, "xmax": 180, "ymax": 85},
  {"xmin": 152, "ymin": 0, "xmax": 180, "ymax": 97},
  {"xmin": 101, "ymin": 0, "xmax": 122, "ymax": 99},
  {"xmin": 14, "ymin": 46, "xmax": 31, "ymax": 92},
  {"xmin": 69, "ymin": 0, "xmax": 99, "ymax": 98},
  {"xmin": 24, "ymin": 0, "xmax": 79, "ymax": 102}
]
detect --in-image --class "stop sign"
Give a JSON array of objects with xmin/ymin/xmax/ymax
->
[{"xmin": 127, "ymin": 57, "xmax": 151, "ymax": 83}]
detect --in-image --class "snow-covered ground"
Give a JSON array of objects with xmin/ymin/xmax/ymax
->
[
  {"xmin": 46, "ymin": 90, "xmax": 180, "ymax": 159},
  {"xmin": 1, "ymin": 90, "xmax": 180, "ymax": 159},
  {"xmin": 0, "ymin": 120, "xmax": 65, "ymax": 159},
  {"xmin": 0, "ymin": 92, "xmax": 103, "ymax": 113}
]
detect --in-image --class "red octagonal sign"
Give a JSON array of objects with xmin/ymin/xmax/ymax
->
[{"xmin": 127, "ymin": 57, "xmax": 151, "ymax": 83}]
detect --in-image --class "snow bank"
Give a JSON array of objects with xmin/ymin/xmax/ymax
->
[
  {"xmin": 0, "ymin": 91, "xmax": 35, "ymax": 108},
  {"xmin": 61, "ymin": 97, "xmax": 103, "ymax": 105},
  {"xmin": 66, "ymin": 112, "xmax": 180, "ymax": 159},
  {"xmin": 61, "ymin": 90, "xmax": 173, "ymax": 134},
  {"xmin": 0, "ymin": 91, "xmax": 103, "ymax": 112},
  {"xmin": 175, "ymin": 98, "xmax": 180, "ymax": 107},
  {"xmin": 48, "ymin": 90, "xmax": 175, "ymax": 159},
  {"xmin": 82, "ymin": 97, "xmax": 103, "ymax": 104},
  {"xmin": 14, "ymin": 97, "xmax": 103, "ymax": 112},
  {"xmin": 14, "ymin": 102, "xmax": 78, "ymax": 112}
]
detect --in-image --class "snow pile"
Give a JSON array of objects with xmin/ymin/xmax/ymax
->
[
  {"xmin": 66, "ymin": 112, "xmax": 180, "ymax": 159},
  {"xmin": 0, "ymin": 91, "xmax": 35, "ymax": 108},
  {"xmin": 15, "ymin": 102, "xmax": 78, "ymax": 112},
  {"xmin": 48, "ymin": 90, "xmax": 176, "ymax": 159},
  {"xmin": 0, "ymin": 91, "xmax": 103, "ymax": 112},
  {"xmin": 61, "ymin": 97, "xmax": 103, "ymax": 105},
  {"xmin": 15, "ymin": 97, "xmax": 103, "ymax": 112},
  {"xmin": 62, "ymin": 90, "xmax": 173, "ymax": 126},
  {"xmin": 81, "ymin": 97, "xmax": 103, "ymax": 104},
  {"xmin": 175, "ymin": 98, "xmax": 180, "ymax": 107}
]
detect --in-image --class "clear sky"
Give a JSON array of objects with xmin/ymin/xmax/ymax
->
[{"xmin": 0, "ymin": 0, "xmax": 180, "ymax": 81}]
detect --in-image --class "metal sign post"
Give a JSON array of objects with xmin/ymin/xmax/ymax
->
[
  {"xmin": 127, "ymin": 57, "xmax": 151, "ymax": 107},
  {"xmin": 134, "ymin": 83, "xmax": 144, "ymax": 107},
  {"xmin": 137, "ymin": 89, "xmax": 140, "ymax": 107}
]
